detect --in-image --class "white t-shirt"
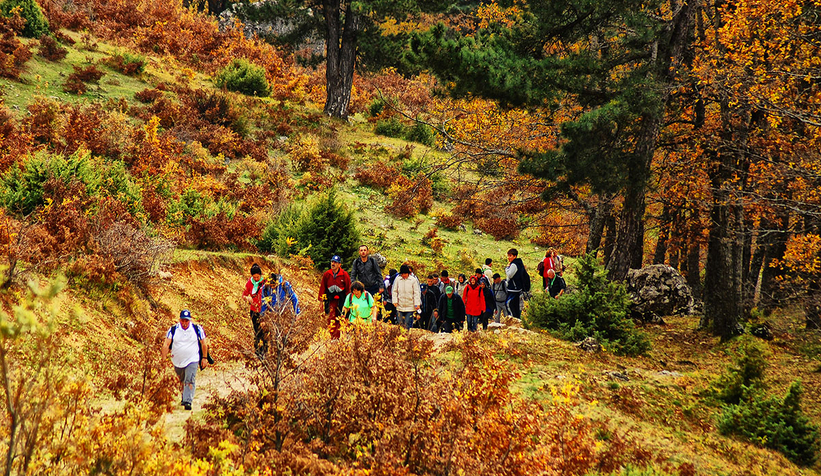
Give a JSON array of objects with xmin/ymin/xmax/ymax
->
[{"xmin": 167, "ymin": 323, "xmax": 205, "ymax": 368}]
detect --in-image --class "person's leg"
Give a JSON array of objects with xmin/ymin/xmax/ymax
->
[
  {"xmin": 466, "ymin": 315, "xmax": 475, "ymax": 332},
  {"xmin": 174, "ymin": 366, "xmax": 186, "ymax": 404},
  {"xmin": 181, "ymin": 362, "xmax": 198, "ymax": 408},
  {"xmin": 508, "ymin": 293, "xmax": 521, "ymax": 319},
  {"xmin": 401, "ymin": 312, "xmax": 415, "ymax": 330},
  {"xmin": 385, "ymin": 303, "xmax": 397, "ymax": 324},
  {"xmin": 250, "ymin": 310, "xmax": 264, "ymax": 353},
  {"xmin": 481, "ymin": 311, "xmax": 491, "ymax": 330},
  {"xmin": 328, "ymin": 301, "xmax": 341, "ymax": 339},
  {"xmin": 494, "ymin": 302, "xmax": 504, "ymax": 323}
]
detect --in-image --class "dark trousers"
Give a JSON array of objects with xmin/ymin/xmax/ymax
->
[
  {"xmin": 507, "ymin": 293, "xmax": 521, "ymax": 319},
  {"xmin": 250, "ymin": 310, "xmax": 267, "ymax": 355},
  {"xmin": 383, "ymin": 303, "xmax": 397, "ymax": 324},
  {"xmin": 479, "ymin": 310, "xmax": 492, "ymax": 330}
]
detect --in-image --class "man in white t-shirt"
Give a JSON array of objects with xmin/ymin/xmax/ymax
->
[{"xmin": 162, "ymin": 309, "xmax": 209, "ymax": 410}]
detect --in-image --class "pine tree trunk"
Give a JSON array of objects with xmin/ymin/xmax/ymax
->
[
  {"xmin": 586, "ymin": 198, "xmax": 613, "ymax": 255},
  {"xmin": 323, "ymin": 0, "xmax": 361, "ymax": 118}
]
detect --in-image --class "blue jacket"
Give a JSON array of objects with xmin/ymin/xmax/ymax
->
[{"xmin": 261, "ymin": 280, "xmax": 301, "ymax": 315}]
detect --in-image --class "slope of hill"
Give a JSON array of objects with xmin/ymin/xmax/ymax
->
[{"xmin": 1, "ymin": 8, "xmax": 820, "ymax": 475}]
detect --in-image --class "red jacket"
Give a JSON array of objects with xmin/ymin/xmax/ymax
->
[
  {"xmin": 243, "ymin": 278, "xmax": 265, "ymax": 312},
  {"xmin": 319, "ymin": 268, "xmax": 351, "ymax": 302},
  {"xmin": 462, "ymin": 283, "xmax": 486, "ymax": 316},
  {"xmin": 541, "ymin": 257, "xmax": 556, "ymax": 278}
]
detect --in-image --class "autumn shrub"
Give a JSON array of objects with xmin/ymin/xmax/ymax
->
[
  {"xmin": 525, "ymin": 252, "xmax": 651, "ymax": 356},
  {"xmin": 92, "ymin": 214, "xmax": 174, "ymax": 288},
  {"xmin": 190, "ymin": 325, "xmax": 645, "ymax": 474},
  {"xmin": 24, "ymin": 98, "xmax": 60, "ymax": 145},
  {"xmin": 718, "ymin": 382, "xmax": 820, "ymax": 466},
  {"xmin": 134, "ymin": 87, "xmax": 163, "ymax": 103},
  {"xmin": 63, "ymin": 63, "xmax": 105, "ymax": 94},
  {"xmin": 214, "ymin": 58, "xmax": 270, "ymax": 97},
  {"xmin": 475, "ymin": 214, "xmax": 520, "ymax": 240},
  {"xmin": 0, "ymin": 0, "xmax": 49, "ymax": 37},
  {"xmin": 37, "ymin": 34, "xmax": 67, "ymax": 60},
  {"xmin": 435, "ymin": 212, "xmax": 463, "ymax": 230},
  {"xmin": 186, "ymin": 211, "xmax": 260, "ymax": 251},
  {"xmin": 106, "ymin": 50, "xmax": 146, "ymax": 75},
  {"xmin": 354, "ymin": 161, "xmax": 400, "ymax": 190},
  {"xmin": 0, "ymin": 11, "xmax": 32, "ymax": 79},
  {"xmin": 181, "ymin": 88, "xmax": 248, "ymax": 136},
  {"xmin": 288, "ymin": 134, "xmax": 326, "ymax": 173},
  {"xmin": 374, "ymin": 116, "xmax": 405, "ymax": 138}
]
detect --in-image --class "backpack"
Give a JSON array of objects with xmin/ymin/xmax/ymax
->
[
  {"xmin": 169, "ymin": 323, "xmax": 214, "ymax": 369},
  {"xmin": 521, "ymin": 264, "xmax": 531, "ymax": 293}
]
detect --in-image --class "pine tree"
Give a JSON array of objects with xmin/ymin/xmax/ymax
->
[{"xmin": 297, "ymin": 189, "xmax": 360, "ymax": 269}]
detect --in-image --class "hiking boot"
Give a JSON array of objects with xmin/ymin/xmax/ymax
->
[{"xmin": 183, "ymin": 403, "xmax": 192, "ymax": 411}]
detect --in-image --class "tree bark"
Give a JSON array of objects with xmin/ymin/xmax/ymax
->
[
  {"xmin": 605, "ymin": 0, "xmax": 698, "ymax": 281},
  {"xmin": 686, "ymin": 217, "xmax": 702, "ymax": 299},
  {"xmin": 323, "ymin": 0, "xmax": 361, "ymax": 118},
  {"xmin": 653, "ymin": 205, "xmax": 671, "ymax": 264},
  {"xmin": 757, "ymin": 209, "xmax": 790, "ymax": 313},
  {"xmin": 586, "ymin": 197, "xmax": 613, "ymax": 255}
]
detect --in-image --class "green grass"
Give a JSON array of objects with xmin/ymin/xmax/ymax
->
[{"xmin": 0, "ymin": 30, "xmax": 213, "ymax": 115}]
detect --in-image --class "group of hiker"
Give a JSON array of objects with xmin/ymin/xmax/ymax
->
[
  {"xmin": 318, "ymin": 245, "xmax": 567, "ymax": 339},
  {"xmin": 163, "ymin": 245, "xmax": 567, "ymax": 409}
]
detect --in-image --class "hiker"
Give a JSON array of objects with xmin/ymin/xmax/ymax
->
[
  {"xmin": 342, "ymin": 281, "xmax": 378, "ymax": 324},
  {"xmin": 162, "ymin": 309, "xmax": 208, "ymax": 411},
  {"xmin": 319, "ymin": 255, "xmax": 351, "ymax": 339},
  {"xmin": 479, "ymin": 276, "xmax": 495, "ymax": 331},
  {"xmin": 505, "ymin": 248, "xmax": 529, "ymax": 319},
  {"xmin": 350, "ymin": 245, "xmax": 384, "ymax": 298},
  {"xmin": 242, "ymin": 263, "xmax": 266, "ymax": 355},
  {"xmin": 420, "ymin": 274, "xmax": 442, "ymax": 330},
  {"xmin": 546, "ymin": 268, "xmax": 567, "ymax": 299},
  {"xmin": 256, "ymin": 272, "xmax": 301, "ymax": 357},
  {"xmin": 392, "ymin": 264, "xmax": 422, "ymax": 330},
  {"xmin": 261, "ymin": 272, "xmax": 301, "ymax": 315},
  {"xmin": 439, "ymin": 270, "xmax": 453, "ymax": 293},
  {"xmin": 382, "ymin": 268, "xmax": 398, "ymax": 324},
  {"xmin": 433, "ymin": 286, "xmax": 466, "ymax": 333},
  {"xmin": 454, "ymin": 273, "xmax": 467, "ymax": 297},
  {"xmin": 538, "ymin": 249, "xmax": 558, "ymax": 291},
  {"xmin": 482, "ymin": 258, "xmax": 494, "ymax": 283},
  {"xmin": 462, "ymin": 274, "xmax": 486, "ymax": 332},
  {"xmin": 491, "ymin": 273, "xmax": 509, "ymax": 323}
]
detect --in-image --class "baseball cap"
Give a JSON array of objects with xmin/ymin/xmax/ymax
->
[
  {"xmin": 180, "ymin": 309, "xmax": 192, "ymax": 320},
  {"xmin": 445, "ymin": 285, "xmax": 454, "ymax": 293},
  {"xmin": 331, "ymin": 255, "xmax": 342, "ymax": 263}
]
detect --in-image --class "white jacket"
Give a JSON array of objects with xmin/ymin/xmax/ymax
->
[{"xmin": 392, "ymin": 275, "xmax": 421, "ymax": 312}]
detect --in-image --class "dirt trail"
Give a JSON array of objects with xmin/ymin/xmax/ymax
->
[{"xmin": 162, "ymin": 360, "xmax": 253, "ymax": 443}]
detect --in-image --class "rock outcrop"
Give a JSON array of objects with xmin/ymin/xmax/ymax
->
[{"xmin": 626, "ymin": 264, "xmax": 695, "ymax": 323}]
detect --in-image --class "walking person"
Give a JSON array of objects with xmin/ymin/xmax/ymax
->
[
  {"xmin": 162, "ymin": 310, "xmax": 208, "ymax": 411},
  {"xmin": 538, "ymin": 249, "xmax": 558, "ymax": 291},
  {"xmin": 433, "ymin": 286, "xmax": 466, "ymax": 333},
  {"xmin": 546, "ymin": 268, "xmax": 567, "ymax": 299},
  {"xmin": 454, "ymin": 274, "xmax": 467, "ymax": 297},
  {"xmin": 491, "ymin": 273, "xmax": 509, "ymax": 323},
  {"xmin": 392, "ymin": 264, "xmax": 422, "ymax": 330},
  {"xmin": 342, "ymin": 281, "xmax": 378, "ymax": 324},
  {"xmin": 505, "ymin": 248, "xmax": 529, "ymax": 319},
  {"xmin": 462, "ymin": 274, "xmax": 486, "ymax": 332},
  {"xmin": 482, "ymin": 258, "xmax": 494, "ymax": 283},
  {"xmin": 319, "ymin": 255, "xmax": 351, "ymax": 340},
  {"xmin": 242, "ymin": 263, "xmax": 266, "ymax": 356},
  {"xmin": 350, "ymin": 245, "xmax": 384, "ymax": 298},
  {"xmin": 382, "ymin": 269, "xmax": 398, "ymax": 324},
  {"xmin": 479, "ymin": 276, "xmax": 495, "ymax": 331}
]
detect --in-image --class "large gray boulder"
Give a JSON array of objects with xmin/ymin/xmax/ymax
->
[{"xmin": 626, "ymin": 265, "xmax": 695, "ymax": 323}]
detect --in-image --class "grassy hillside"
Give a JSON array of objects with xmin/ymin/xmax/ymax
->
[{"xmin": 1, "ymin": 18, "xmax": 820, "ymax": 476}]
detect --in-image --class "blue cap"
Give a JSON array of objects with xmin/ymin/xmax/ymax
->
[
  {"xmin": 180, "ymin": 309, "xmax": 192, "ymax": 320},
  {"xmin": 331, "ymin": 255, "xmax": 342, "ymax": 263}
]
